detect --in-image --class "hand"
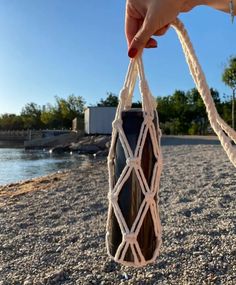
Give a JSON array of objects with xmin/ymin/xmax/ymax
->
[{"xmin": 126, "ymin": 0, "xmax": 199, "ymax": 58}]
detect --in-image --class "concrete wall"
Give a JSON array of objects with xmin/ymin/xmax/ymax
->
[
  {"xmin": 0, "ymin": 130, "xmax": 40, "ymax": 142},
  {"xmin": 84, "ymin": 107, "xmax": 116, "ymax": 134}
]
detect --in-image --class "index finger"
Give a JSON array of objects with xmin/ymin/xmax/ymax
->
[{"xmin": 125, "ymin": 6, "xmax": 140, "ymax": 48}]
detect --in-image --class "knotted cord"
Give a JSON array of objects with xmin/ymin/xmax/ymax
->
[
  {"xmin": 106, "ymin": 18, "xmax": 236, "ymax": 267},
  {"xmin": 172, "ymin": 19, "xmax": 236, "ymax": 167}
]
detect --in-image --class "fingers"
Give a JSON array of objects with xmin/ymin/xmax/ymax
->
[
  {"xmin": 125, "ymin": 13, "xmax": 140, "ymax": 49},
  {"xmin": 144, "ymin": 24, "xmax": 169, "ymax": 49},
  {"xmin": 127, "ymin": 4, "xmax": 169, "ymax": 58},
  {"xmin": 125, "ymin": 2, "xmax": 143, "ymax": 48},
  {"xmin": 128, "ymin": 24, "xmax": 169, "ymax": 57},
  {"xmin": 128, "ymin": 17, "xmax": 157, "ymax": 57},
  {"xmin": 154, "ymin": 24, "xmax": 170, "ymax": 36},
  {"xmin": 145, "ymin": 38, "xmax": 157, "ymax": 48}
]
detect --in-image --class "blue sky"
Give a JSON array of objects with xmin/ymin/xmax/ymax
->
[{"xmin": 0, "ymin": 0, "xmax": 235, "ymax": 115}]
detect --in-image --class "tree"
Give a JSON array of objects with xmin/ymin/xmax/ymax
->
[
  {"xmin": 132, "ymin": 101, "xmax": 142, "ymax": 108},
  {"xmin": 186, "ymin": 88, "xmax": 221, "ymax": 134},
  {"xmin": 222, "ymin": 56, "xmax": 236, "ymax": 129},
  {"xmin": 40, "ymin": 103, "xmax": 57, "ymax": 128},
  {"xmin": 186, "ymin": 88, "xmax": 205, "ymax": 134},
  {"xmin": 41, "ymin": 95, "xmax": 86, "ymax": 129},
  {"xmin": 21, "ymin": 102, "xmax": 42, "ymax": 129},
  {"xmin": 67, "ymin": 94, "xmax": 85, "ymax": 115},
  {"xmin": 170, "ymin": 90, "xmax": 189, "ymax": 134},
  {"xmin": 157, "ymin": 95, "xmax": 175, "ymax": 122},
  {"xmin": 0, "ymin": 114, "xmax": 24, "ymax": 130},
  {"xmin": 53, "ymin": 95, "xmax": 85, "ymax": 128},
  {"xmin": 156, "ymin": 87, "xmax": 221, "ymax": 135},
  {"xmin": 97, "ymin": 92, "xmax": 118, "ymax": 107},
  {"xmin": 221, "ymin": 93, "xmax": 232, "ymax": 124}
]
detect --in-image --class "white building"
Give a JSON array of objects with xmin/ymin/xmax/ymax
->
[{"xmin": 84, "ymin": 107, "xmax": 116, "ymax": 134}]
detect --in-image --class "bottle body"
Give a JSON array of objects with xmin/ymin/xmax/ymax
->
[{"xmin": 107, "ymin": 109, "xmax": 159, "ymax": 263}]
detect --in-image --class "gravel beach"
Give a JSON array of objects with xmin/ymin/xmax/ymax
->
[{"xmin": 0, "ymin": 139, "xmax": 235, "ymax": 284}]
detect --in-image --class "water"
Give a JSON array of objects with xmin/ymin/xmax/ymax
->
[{"xmin": 0, "ymin": 148, "xmax": 93, "ymax": 186}]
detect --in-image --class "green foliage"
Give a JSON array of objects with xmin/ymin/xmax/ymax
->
[
  {"xmin": 0, "ymin": 95, "xmax": 86, "ymax": 131},
  {"xmin": 40, "ymin": 103, "xmax": 57, "ymax": 129},
  {"xmin": 221, "ymin": 101, "xmax": 232, "ymax": 125},
  {"xmin": 52, "ymin": 95, "xmax": 85, "ymax": 128},
  {"xmin": 222, "ymin": 56, "xmax": 236, "ymax": 129},
  {"xmin": 160, "ymin": 119, "xmax": 182, "ymax": 135},
  {"xmin": 21, "ymin": 102, "xmax": 43, "ymax": 129},
  {"xmin": 188, "ymin": 123, "xmax": 200, "ymax": 135},
  {"xmin": 132, "ymin": 101, "xmax": 142, "ymax": 108},
  {"xmin": 0, "ymin": 114, "xmax": 24, "ymax": 130},
  {"xmin": 97, "ymin": 92, "xmax": 142, "ymax": 108},
  {"xmin": 222, "ymin": 56, "xmax": 236, "ymax": 90},
  {"xmin": 157, "ymin": 95, "xmax": 174, "ymax": 122},
  {"xmin": 97, "ymin": 92, "xmax": 119, "ymax": 107},
  {"xmin": 0, "ymin": 87, "xmax": 232, "ymax": 134},
  {"xmin": 40, "ymin": 95, "xmax": 86, "ymax": 129},
  {"xmin": 157, "ymin": 88, "xmax": 225, "ymax": 135}
]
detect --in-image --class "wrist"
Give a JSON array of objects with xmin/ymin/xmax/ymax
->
[{"xmin": 203, "ymin": 0, "xmax": 235, "ymax": 13}]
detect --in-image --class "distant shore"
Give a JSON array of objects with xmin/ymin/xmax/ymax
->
[
  {"xmin": 0, "ymin": 139, "xmax": 235, "ymax": 284},
  {"xmin": 0, "ymin": 141, "xmax": 25, "ymax": 148},
  {"xmin": 1, "ymin": 133, "xmax": 221, "ymax": 153}
]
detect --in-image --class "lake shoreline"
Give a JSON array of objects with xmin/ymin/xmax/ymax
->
[
  {"xmin": 0, "ymin": 148, "xmax": 94, "ymax": 186},
  {"xmin": 0, "ymin": 143, "xmax": 235, "ymax": 284}
]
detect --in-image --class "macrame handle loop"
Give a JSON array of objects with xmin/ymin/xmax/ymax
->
[
  {"xmin": 172, "ymin": 18, "xmax": 236, "ymax": 167},
  {"xmin": 116, "ymin": 58, "xmax": 156, "ymax": 118}
]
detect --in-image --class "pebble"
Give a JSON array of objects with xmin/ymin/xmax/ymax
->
[
  {"xmin": 23, "ymin": 281, "xmax": 31, "ymax": 285},
  {"xmin": 0, "ymin": 145, "xmax": 235, "ymax": 284}
]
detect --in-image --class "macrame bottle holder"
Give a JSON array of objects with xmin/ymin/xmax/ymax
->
[{"xmin": 106, "ymin": 18, "xmax": 236, "ymax": 268}]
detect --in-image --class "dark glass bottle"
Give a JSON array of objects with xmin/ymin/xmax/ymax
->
[{"xmin": 107, "ymin": 109, "xmax": 159, "ymax": 263}]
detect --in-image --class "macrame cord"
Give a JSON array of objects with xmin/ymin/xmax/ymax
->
[
  {"xmin": 172, "ymin": 19, "xmax": 236, "ymax": 167},
  {"xmin": 106, "ymin": 56, "xmax": 163, "ymax": 267},
  {"xmin": 106, "ymin": 18, "xmax": 236, "ymax": 267}
]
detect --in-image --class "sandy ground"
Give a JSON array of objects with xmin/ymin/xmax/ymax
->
[{"xmin": 0, "ymin": 137, "xmax": 235, "ymax": 285}]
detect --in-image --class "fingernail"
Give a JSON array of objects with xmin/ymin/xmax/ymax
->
[
  {"xmin": 146, "ymin": 43, "xmax": 157, "ymax": 49},
  {"xmin": 128, "ymin": 47, "xmax": 138, "ymax": 58}
]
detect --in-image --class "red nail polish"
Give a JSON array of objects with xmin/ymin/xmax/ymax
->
[{"xmin": 128, "ymin": 48, "xmax": 138, "ymax": 58}]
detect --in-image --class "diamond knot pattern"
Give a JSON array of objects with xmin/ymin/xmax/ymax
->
[
  {"xmin": 126, "ymin": 157, "xmax": 140, "ymax": 168},
  {"xmin": 112, "ymin": 119, "xmax": 122, "ymax": 130},
  {"xmin": 145, "ymin": 192, "xmax": 155, "ymax": 204},
  {"xmin": 123, "ymin": 233, "xmax": 136, "ymax": 243},
  {"xmin": 106, "ymin": 58, "xmax": 163, "ymax": 267}
]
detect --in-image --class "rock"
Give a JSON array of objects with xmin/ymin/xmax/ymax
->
[
  {"xmin": 79, "ymin": 136, "xmax": 95, "ymax": 145},
  {"xmin": 24, "ymin": 132, "xmax": 80, "ymax": 150},
  {"xmin": 49, "ymin": 145, "xmax": 70, "ymax": 154},
  {"xmin": 94, "ymin": 136, "xmax": 110, "ymax": 150},
  {"xmin": 105, "ymin": 141, "xmax": 111, "ymax": 148},
  {"xmin": 69, "ymin": 135, "xmax": 111, "ymax": 154},
  {"xmin": 23, "ymin": 280, "xmax": 31, "ymax": 285},
  {"xmin": 70, "ymin": 137, "xmax": 93, "ymax": 150},
  {"xmin": 102, "ymin": 260, "xmax": 120, "ymax": 273},
  {"xmin": 78, "ymin": 145, "xmax": 100, "ymax": 154},
  {"xmin": 122, "ymin": 272, "xmax": 129, "ymax": 280},
  {"xmin": 43, "ymin": 268, "xmax": 69, "ymax": 284},
  {"xmin": 95, "ymin": 150, "xmax": 109, "ymax": 157},
  {"xmin": 182, "ymin": 209, "xmax": 192, "ymax": 218}
]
